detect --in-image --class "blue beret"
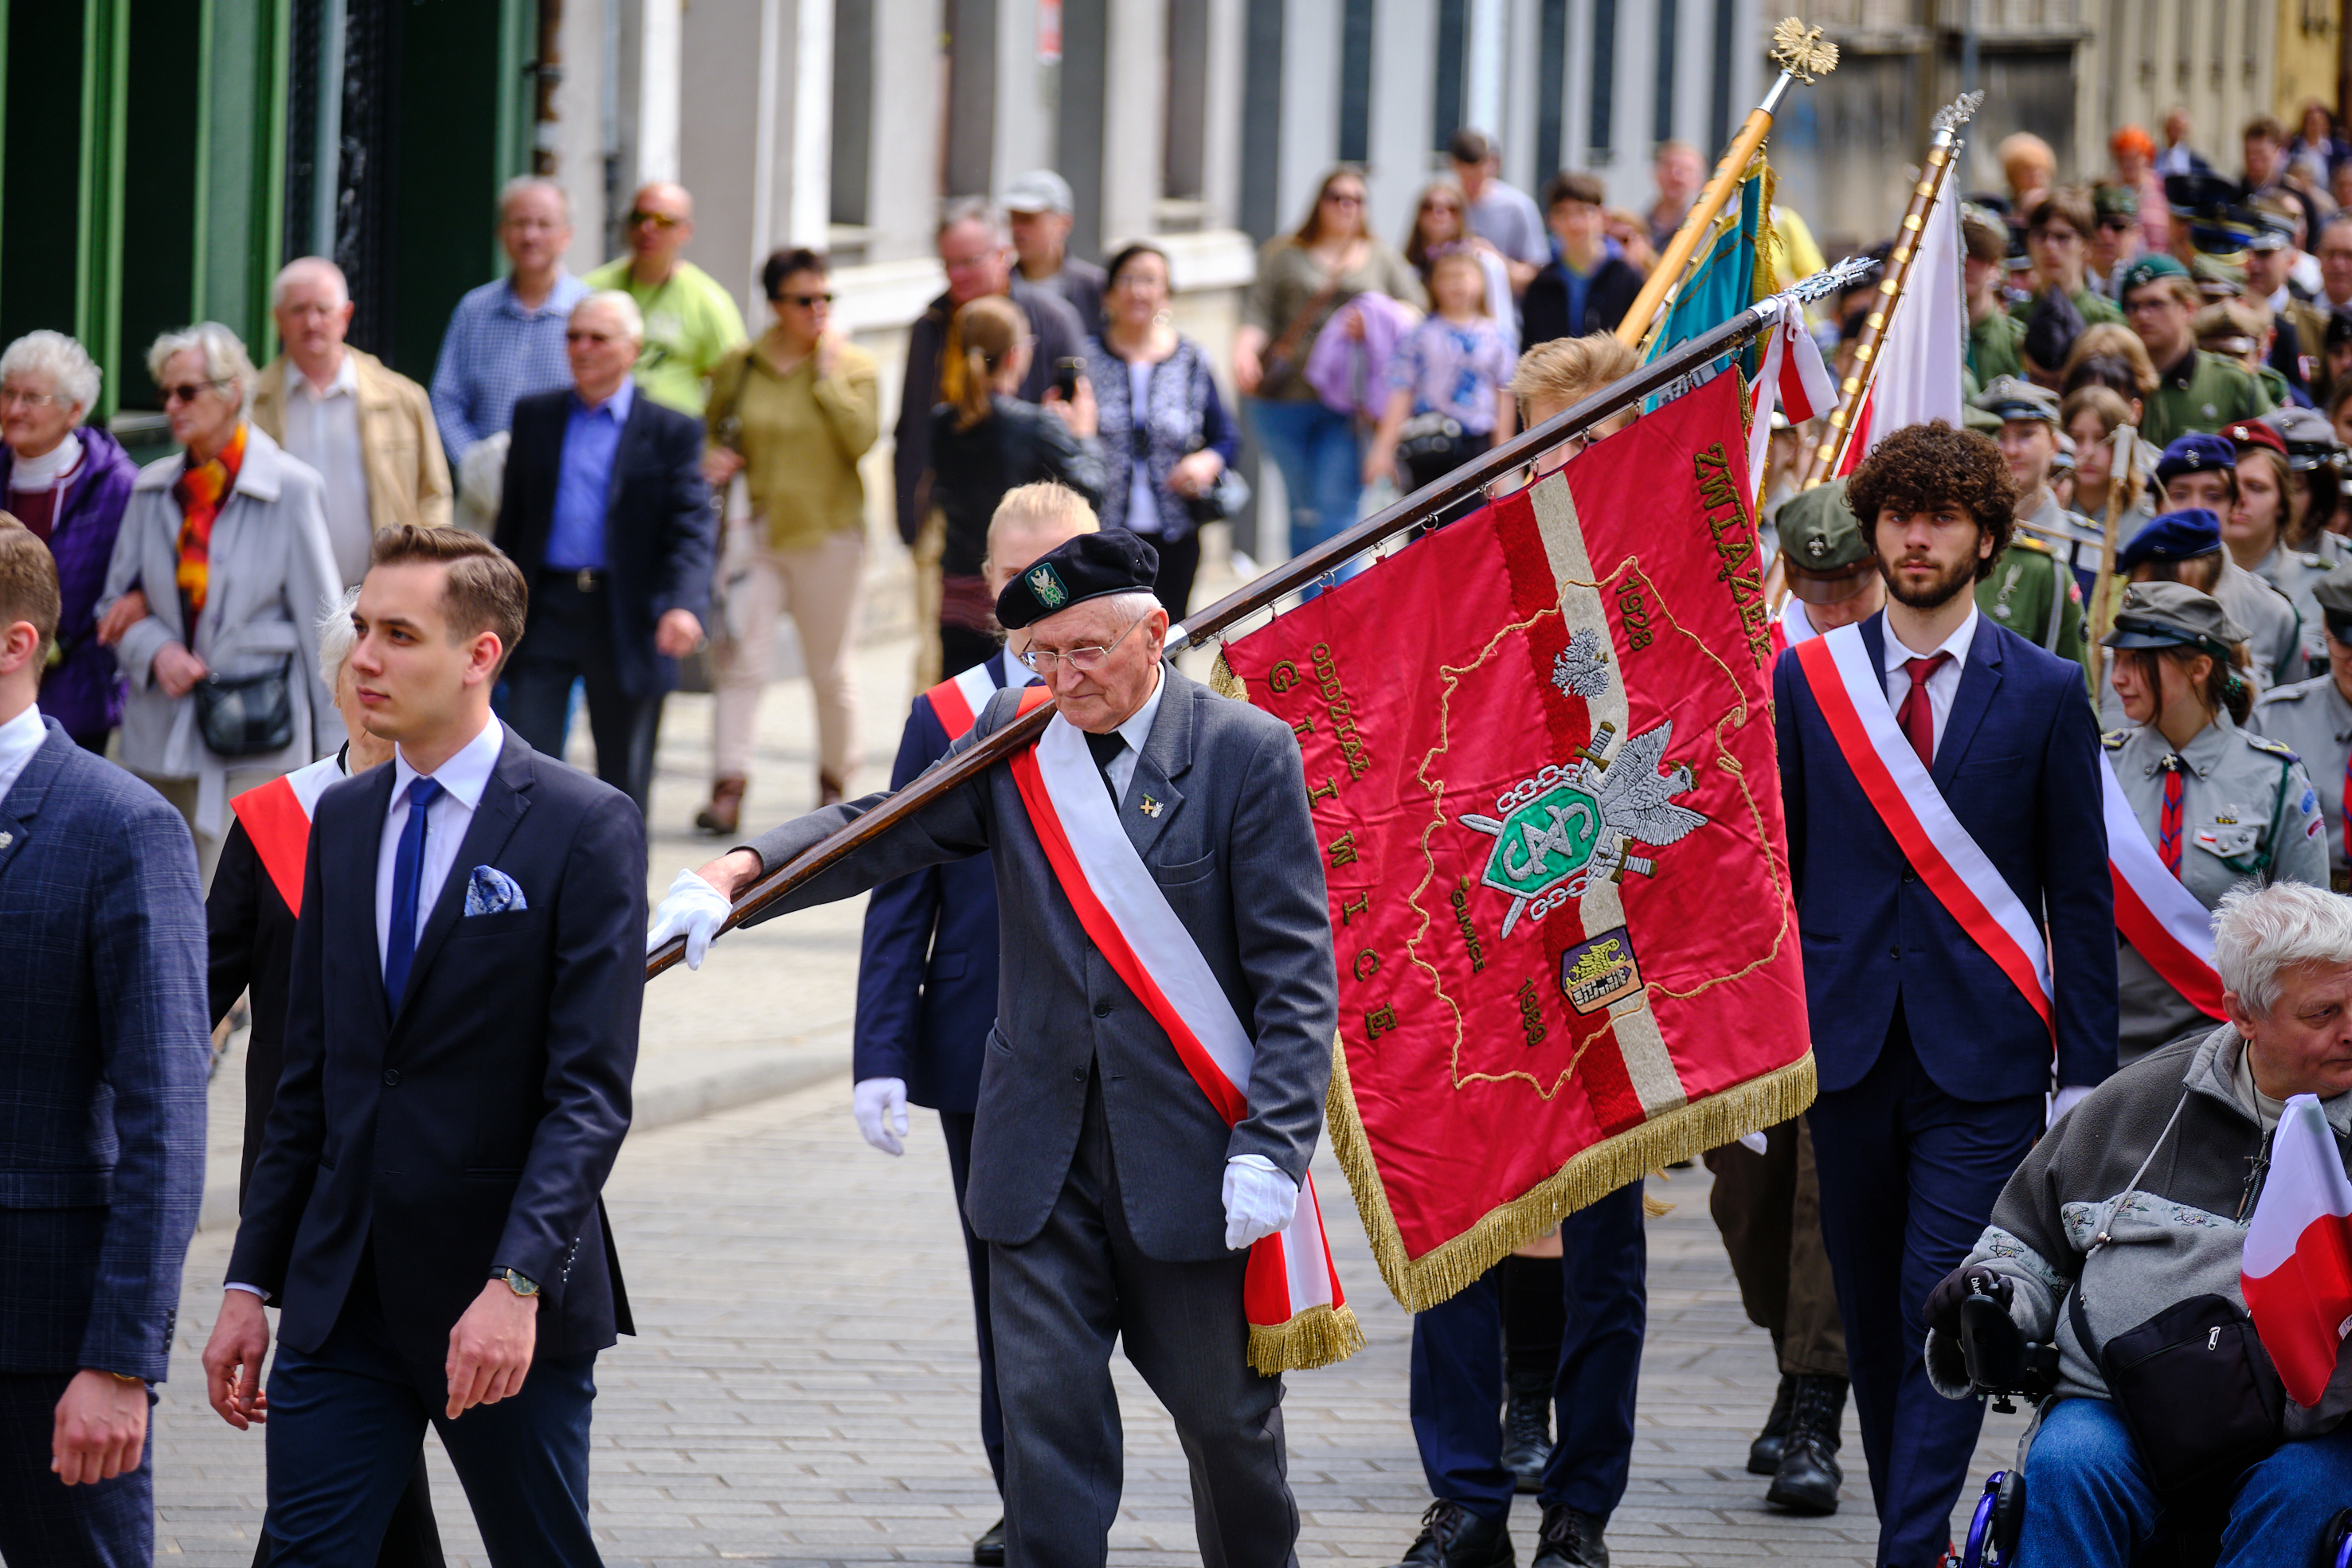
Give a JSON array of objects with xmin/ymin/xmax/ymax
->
[
  {"xmin": 2116, "ymin": 508, "xmax": 2223, "ymax": 570},
  {"xmin": 2154, "ymin": 433, "xmax": 2238, "ymax": 484}
]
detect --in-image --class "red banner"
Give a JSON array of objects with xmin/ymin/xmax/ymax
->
[{"xmin": 1220, "ymin": 373, "xmax": 1813, "ymax": 1308}]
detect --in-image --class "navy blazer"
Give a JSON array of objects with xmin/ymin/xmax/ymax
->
[
  {"xmin": 494, "ymin": 386, "xmax": 714, "ymax": 700},
  {"xmin": 854, "ymin": 654, "xmax": 1030, "ymax": 1111},
  {"xmin": 1773, "ymin": 612, "xmax": 2119, "ymax": 1100},
  {"xmin": 0, "ymin": 720, "xmax": 208, "ymax": 1382},
  {"xmin": 229, "ymin": 725, "xmax": 646, "ymax": 1368}
]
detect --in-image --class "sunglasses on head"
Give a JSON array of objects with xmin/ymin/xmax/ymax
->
[{"xmin": 628, "ymin": 209, "xmax": 683, "ymax": 230}]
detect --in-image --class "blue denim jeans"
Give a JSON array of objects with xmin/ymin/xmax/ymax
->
[
  {"xmin": 2018, "ymin": 1395, "xmax": 2352, "ymax": 1566},
  {"xmin": 1243, "ymin": 395, "xmax": 1362, "ymax": 593}
]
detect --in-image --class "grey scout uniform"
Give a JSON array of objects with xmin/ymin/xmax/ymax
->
[
  {"xmin": 2100, "ymin": 565, "xmax": 2301, "ymax": 732},
  {"xmin": 2253, "ymin": 534, "xmax": 2350, "ymax": 677},
  {"xmin": 2103, "ymin": 714, "xmax": 2327, "ymax": 1061},
  {"xmin": 2248, "ymin": 673, "xmax": 2352, "ymax": 891}
]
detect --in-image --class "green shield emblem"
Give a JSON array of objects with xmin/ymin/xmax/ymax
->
[
  {"xmin": 1478, "ymin": 782, "xmax": 1601, "ymax": 901},
  {"xmin": 1027, "ymin": 563, "xmax": 1070, "ymax": 609}
]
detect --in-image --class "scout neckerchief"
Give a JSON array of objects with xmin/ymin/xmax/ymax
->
[
  {"xmin": 1003, "ymin": 685, "xmax": 1356, "ymax": 1373},
  {"xmin": 173, "ymin": 422, "xmax": 246, "ymax": 631},
  {"xmin": 1791, "ymin": 620, "xmax": 2057, "ymax": 1039},
  {"xmin": 2100, "ymin": 750, "xmax": 2225, "ymax": 1020},
  {"xmin": 229, "ymin": 752, "xmax": 346, "ymax": 915}
]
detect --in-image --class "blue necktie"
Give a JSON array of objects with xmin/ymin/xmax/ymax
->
[{"xmin": 384, "ymin": 776, "xmax": 444, "ymax": 1010}]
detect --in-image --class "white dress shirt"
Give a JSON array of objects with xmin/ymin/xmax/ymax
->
[
  {"xmin": 0, "ymin": 701, "xmax": 47, "ymax": 807},
  {"xmin": 1879, "ymin": 606, "xmax": 1978, "ymax": 759},
  {"xmin": 375, "ymin": 714, "xmax": 505, "ymax": 972},
  {"xmin": 280, "ymin": 353, "xmax": 373, "ymax": 587},
  {"xmin": 1101, "ymin": 667, "xmax": 1167, "ymax": 804}
]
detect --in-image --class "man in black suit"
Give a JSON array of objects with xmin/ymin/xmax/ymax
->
[
  {"xmin": 202, "ymin": 525, "xmax": 646, "ymax": 1566},
  {"xmin": 495, "ymin": 287, "xmax": 714, "ymax": 813}
]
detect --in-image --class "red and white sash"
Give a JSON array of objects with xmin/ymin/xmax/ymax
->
[
  {"xmin": 2100, "ymin": 752, "xmax": 2226, "ymax": 1019},
  {"xmin": 228, "ymin": 754, "xmax": 342, "ymax": 916},
  {"xmin": 1792, "ymin": 623, "xmax": 2056, "ymax": 1036},
  {"xmin": 925, "ymin": 661, "xmax": 1004, "ymax": 743},
  {"xmin": 1004, "ymin": 688, "xmax": 1357, "ymax": 1372}
]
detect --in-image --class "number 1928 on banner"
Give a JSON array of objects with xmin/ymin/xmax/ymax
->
[{"xmin": 1219, "ymin": 372, "xmax": 1814, "ymax": 1310}]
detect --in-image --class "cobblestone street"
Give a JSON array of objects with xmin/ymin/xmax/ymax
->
[{"xmin": 154, "ymin": 633, "xmax": 2029, "ymax": 1565}]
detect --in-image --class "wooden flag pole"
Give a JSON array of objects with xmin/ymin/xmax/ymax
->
[
  {"xmin": 1611, "ymin": 17, "xmax": 1839, "ymax": 350},
  {"xmin": 1793, "ymin": 91, "xmax": 1982, "ymax": 491}
]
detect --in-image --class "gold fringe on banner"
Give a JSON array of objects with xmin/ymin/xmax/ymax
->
[
  {"xmin": 1247, "ymin": 1300, "xmax": 1367, "ymax": 1375},
  {"xmin": 1324, "ymin": 1042, "xmax": 1818, "ymax": 1312}
]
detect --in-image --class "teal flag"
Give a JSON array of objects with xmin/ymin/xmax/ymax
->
[{"xmin": 1641, "ymin": 169, "xmax": 1767, "ymax": 387}]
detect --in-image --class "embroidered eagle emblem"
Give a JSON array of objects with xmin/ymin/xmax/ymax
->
[
  {"xmin": 1550, "ymin": 628, "xmax": 1614, "ymax": 701},
  {"xmin": 1027, "ymin": 563, "xmax": 1070, "ymax": 609}
]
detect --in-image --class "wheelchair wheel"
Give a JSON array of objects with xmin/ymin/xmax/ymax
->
[
  {"xmin": 2319, "ymin": 1506, "xmax": 2352, "ymax": 1568},
  {"xmin": 1963, "ymin": 1472, "xmax": 2006, "ymax": 1568}
]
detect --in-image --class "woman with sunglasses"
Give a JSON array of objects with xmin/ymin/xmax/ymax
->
[
  {"xmin": 695, "ymin": 248, "xmax": 881, "ymax": 830},
  {"xmin": 94, "ymin": 323, "xmax": 341, "ymax": 882},
  {"xmin": 1234, "ymin": 167, "xmax": 1424, "ymax": 568}
]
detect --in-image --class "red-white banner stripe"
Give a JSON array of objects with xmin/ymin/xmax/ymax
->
[
  {"xmin": 1748, "ymin": 314, "xmax": 1836, "ymax": 493},
  {"xmin": 926, "ymin": 662, "xmax": 1002, "ymax": 743},
  {"xmin": 2099, "ymin": 753, "xmax": 2226, "ymax": 1020},
  {"xmin": 1008, "ymin": 702, "xmax": 1343, "ymax": 1328},
  {"xmin": 1794, "ymin": 623, "xmax": 2055, "ymax": 1034}
]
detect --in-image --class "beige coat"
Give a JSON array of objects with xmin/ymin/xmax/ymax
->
[{"xmin": 252, "ymin": 348, "xmax": 452, "ymax": 535}]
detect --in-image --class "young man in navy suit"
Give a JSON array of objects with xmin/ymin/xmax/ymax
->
[
  {"xmin": 203, "ymin": 525, "xmax": 646, "ymax": 1566},
  {"xmin": 1772, "ymin": 423, "xmax": 2116, "ymax": 1568},
  {"xmin": 0, "ymin": 518, "xmax": 209, "ymax": 1566}
]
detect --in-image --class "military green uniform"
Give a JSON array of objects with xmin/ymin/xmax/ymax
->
[
  {"xmin": 1968, "ymin": 309, "xmax": 2025, "ymax": 386},
  {"xmin": 2139, "ymin": 349, "xmax": 2275, "ymax": 451},
  {"xmin": 2247, "ymin": 674, "xmax": 2352, "ymax": 891},
  {"xmin": 2252, "ymin": 535, "xmax": 2350, "ymax": 677},
  {"xmin": 2103, "ymin": 716, "xmax": 2328, "ymax": 1059},
  {"xmin": 1976, "ymin": 536, "xmax": 2090, "ymax": 694}
]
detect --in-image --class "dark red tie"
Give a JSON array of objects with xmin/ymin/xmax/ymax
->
[
  {"xmin": 2159, "ymin": 757, "xmax": 2186, "ymax": 878},
  {"xmin": 1897, "ymin": 653, "xmax": 1951, "ymax": 767}
]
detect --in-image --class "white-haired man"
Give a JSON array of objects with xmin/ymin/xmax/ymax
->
[
  {"xmin": 1923, "ymin": 881, "xmax": 2352, "ymax": 1563},
  {"xmin": 255, "ymin": 257, "xmax": 451, "ymax": 585}
]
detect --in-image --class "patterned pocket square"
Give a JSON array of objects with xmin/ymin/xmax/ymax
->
[{"xmin": 464, "ymin": 865, "xmax": 528, "ymax": 916}]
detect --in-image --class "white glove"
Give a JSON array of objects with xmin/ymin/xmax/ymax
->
[
  {"xmin": 1222, "ymin": 1155, "xmax": 1298, "ymax": 1251},
  {"xmin": 645, "ymin": 869, "xmax": 733, "ymax": 970},
  {"xmin": 2049, "ymin": 1084, "xmax": 2094, "ymax": 1128},
  {"xmin": 853, "ymin": 1077, "xmax": 910, "ymax": 1155},
  {"xmin": 1736, "ymin": 1131, "xmax": 1770, "ymax": 1155}
]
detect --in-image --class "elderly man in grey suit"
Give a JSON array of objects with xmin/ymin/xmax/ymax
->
[{"xmin": 650, "ymin": 526, "xmax": 1337, "ymax": 1568}]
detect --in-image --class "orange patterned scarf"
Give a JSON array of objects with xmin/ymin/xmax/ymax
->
[{"xmin": 173, "ymin": 423, "xmax": 245, "ymax": 624}]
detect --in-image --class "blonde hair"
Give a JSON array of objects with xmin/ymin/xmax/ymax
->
[
  {"xmin": 985, "ymin": 482, "xmax": 1100, "ymax": 569},
  {"xmin": 951, "ymin": 295, "xmax": 1025, "ymax": 431},
  {"xmin": 1512, "ymin": 334, "xmax": 1638, "ymax": 413},
  {"xmin": 2062, "ymin": 322, "xmax": 2159, "ymax": 396}
]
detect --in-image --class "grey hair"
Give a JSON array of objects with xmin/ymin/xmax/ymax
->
[
  {"xmin": 939, "ymin": 196, "xmax": 1011, "ymax": 248},
  {"xmin": 2213, "ymin": 881, "xmax": 2352, "ymax": 1018},
  {"xmin": 272, "ymin": 256, "xmax": 350, "ymax": 310},
  {"xmin": 571, "ymin": 289, "xmax": 644, "ymax": 342},
  {"xmin": 145, "ymin": 323, "xmax": 256, "ymax": 413},
  {"xmin": 0, "ymin": 331, "xmax": 100, "ymax": 421},
  {"xmin": 316, "ymin": 584, "xmax": 362, "ymax": 686},
  {"xmin": 497, "ymin": 174, "xmax": 570, "ymax": 224},
  {"xmin": 1095, "ymin": 589, "xmax": 1166, "ymax": 628}
]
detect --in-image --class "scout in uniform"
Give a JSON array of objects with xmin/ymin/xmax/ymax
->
[
  {"xmin": 2101, "ymin": 582, "xmax": 2329, "ymax": 1062},
  {"xmin": 2222, "ymin": 416, "xmax": 2342, "ymax": 678},
  {"xmin": 2264, "ymin": 403, "xmax": 2350, "ymax": 538},
  {"xmin": 1960, "ymin": 390, "xmax": 2092, "ymax": 693},
  {"xmin": 2248, "ymin": 563, "xmax": 2352, "ymax": 893},
  {"xmin": 2149, "ymin": 440, "xmax": 2305, "ymax": 686},
  {"xmin": 1963, "ymin": 205, "xmax": 2026, "ymax": 388},
  {"xmin": 1974, "ymin": 377, "xmax": 2104, "ymax": 655},
  {"xmin": 2119, "ymin": 254, "xmax": 2274, "ymax": 450}
]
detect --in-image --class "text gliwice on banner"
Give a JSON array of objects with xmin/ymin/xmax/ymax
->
[{"xmin": 1220, "ymin": 372, "xmax": 1814, "ymax": 1310}]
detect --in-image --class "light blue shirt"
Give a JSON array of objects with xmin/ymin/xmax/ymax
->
[
  {"xmin": 546, "ymin": 378, "xmax": 633, "ymax": 572},
  {"xmin": 429, "ymin": 271, "xmax": 590, "ymax": 463}
]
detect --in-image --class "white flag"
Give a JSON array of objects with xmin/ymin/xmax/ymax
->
[{"xmin": 1849, "ymin": 173, "xmax": 1966, "ymax": 462}]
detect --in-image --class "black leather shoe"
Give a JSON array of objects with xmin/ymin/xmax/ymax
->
[
  {"xmin": 1501, "ymin": 1367, "xmax": 1554, "ymax": 1493},
  {"xmin": 1747, "ymin": 1373, "xmax": 1797, "ymax": 1475},
  {"xmin": 1389, "ymin": 1500, "xmax": 1515, "ymax": 1568},
  {"xmin": 1765, "ymin": 1374, "xmax": 1846, "ymax": 1515},
  {"xmin": 1531, "ymin": 1503, "xmax": 1609, "ymax": 1568},
  {"xmin": 972, "ymin": 1516, "xmax": 1004, "ymax": 1566}
]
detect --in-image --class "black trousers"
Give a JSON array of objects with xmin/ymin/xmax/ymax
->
[
  {"xmin": 1140, "ymin": 530, "xmax": 1203, "ymax": 621},
  {"xmin": 939, "ymin": 1109, "xmax": 1005, "ymax": 1492},
  {"xmin": 0, "ymin": 1372, "xmax": 153, "ymax": 1568},
  {"xmin": 502, "ymin": 574, "xmax": 663, "ymax": 815},
  {"xmin": 988, "ymin": 1068, "xmax": 1296, "ymax": 1568},
  {"xmin": 252, "ymin": 1455, "xmax": 443, "ymax": 1568}
]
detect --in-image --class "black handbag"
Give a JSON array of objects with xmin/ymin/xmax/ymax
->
[
  {"xmin": 194, "ymin": 656, "xmax": 297, "ymax": 758},
  {"xmin": 2063, "ymin": 1093, "xmax": 2286, "ymax": 1492},
  {"xmin": 1183, "ymin": 463, "xmax": 1252, "ymax": 525}
]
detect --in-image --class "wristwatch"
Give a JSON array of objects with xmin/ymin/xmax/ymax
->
[{"xmin": 492, "ymin": 1266, "xmax": 540, "ymax": 1298}]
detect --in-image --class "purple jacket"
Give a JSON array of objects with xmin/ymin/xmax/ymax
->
[{"xmin": 2, "ymin": 427, "xmax": 135, "ymax": 739}]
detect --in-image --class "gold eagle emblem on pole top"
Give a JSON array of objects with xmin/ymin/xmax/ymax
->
[{"xmin": 1769, "ymin": 18, "xmax": 1840, "ymax": 85}]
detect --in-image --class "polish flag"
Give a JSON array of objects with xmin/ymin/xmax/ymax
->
[
  {"xmin": 2241, "ymin": 1093, "xmax": 2352, "ymax": 1407},
  {"xmin": 1748, "ymin": 310, "xmax": 1837, "ymax": 492},
  {"xmin": 1836, "ymin": 169, "xmax": 1966, "ymax": 475}
]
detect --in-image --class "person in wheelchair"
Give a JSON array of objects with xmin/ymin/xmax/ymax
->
[{"xmin": 1922, "ymin": 880, "xmax": 2352, "ymax": 1566}]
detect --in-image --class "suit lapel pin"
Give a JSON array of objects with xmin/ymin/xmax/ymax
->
[{"xmin": 1140, "ymin": 796, "xmax": 1162, "ymax": 818}]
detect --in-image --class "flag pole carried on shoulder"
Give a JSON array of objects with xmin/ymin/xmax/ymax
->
[
  {"xmin": 1611, "ymin": 16, "xmax": 1839, "ymax": 350},
  {"xmin": 644, "ymin": 258, "xmax": 1873, "ymax": 981},
  {"xmin": 1794, "ymin": 92, "xmax": 1982, "ymax": 490}
]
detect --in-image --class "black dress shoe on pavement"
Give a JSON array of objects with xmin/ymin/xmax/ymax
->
[
  {"xmin": 1389, "ymin": 1500, "xmax": 1515, "ymax": 1568},
  {"xmin": 1530, "ymin": 1503, "xmax": 1609, "ymax": 1568},
  {"xmin": 972, "ymin": 1516, "xmax": 1004, "ymax": 1566},
  {"xmin": 1501, "ymin": 1367, "xmax": 1555, "ymax": 1493},
  {"xmin": 1764, "ymin": 1374, "xmax": 1847, "ymax": 1515},
  {"xmin": 1747, "ymin": 1372, "xmax": 1797, "ymax": 1475}
]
